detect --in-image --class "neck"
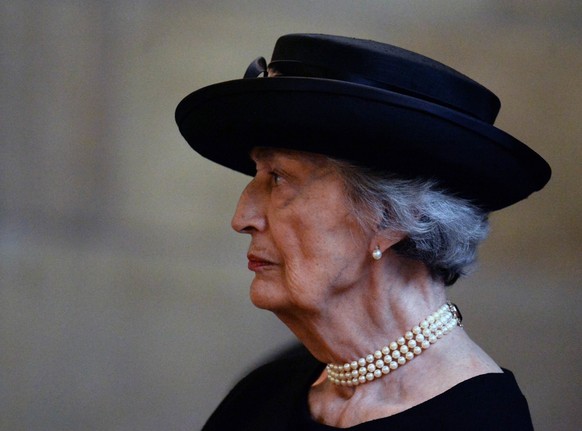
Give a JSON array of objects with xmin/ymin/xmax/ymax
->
[
  {"xmin": 326, "ymin": 302, "xmax": 461, "ymax": 386},
  {"xmin": 275, "ymin": 253, "xmax": 448, "ymax": 366},
  {"xmin": 286, "ymin": 254, "xmax": 502, "ymax": 428}
]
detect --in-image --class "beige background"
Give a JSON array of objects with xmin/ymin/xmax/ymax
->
[{"xmin": 1, "ymin": 1, "xmax": 581, "ymax": 430}]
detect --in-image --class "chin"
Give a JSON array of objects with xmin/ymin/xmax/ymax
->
[{"xmin": 249, "ymin": 279, "xmax": 288, "ymax": 312}]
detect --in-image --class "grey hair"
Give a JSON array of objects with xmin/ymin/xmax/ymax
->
[{"xmin": 330, "ymin": 160, "xmax": 490, "ymax": 286}]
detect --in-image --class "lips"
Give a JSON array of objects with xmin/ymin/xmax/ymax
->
[{"xmin": 247, "ymin": 253, "xmax": 276, "ymax": 272}]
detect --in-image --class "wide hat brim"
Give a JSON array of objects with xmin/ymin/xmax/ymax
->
[{"xmin": 176, "ymin": 76, "xmax": 551, "ymax": 211}]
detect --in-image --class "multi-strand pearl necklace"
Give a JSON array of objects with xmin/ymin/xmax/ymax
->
[{"xmin": 326, "ymin": 302, "xmax": 462, "ymax": 387}]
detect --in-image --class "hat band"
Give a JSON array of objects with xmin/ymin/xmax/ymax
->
[{"xmin": 267, "ymin": 59, "xmax": 495, "ymax": 123}]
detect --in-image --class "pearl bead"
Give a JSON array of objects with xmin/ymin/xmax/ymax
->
[
  {"xmin": 389, "ymin": 342, "xmax": 398, "ymax": 351},
  {"xmin": 366, "ymin": 354, "xmax": 374, "ymax": 363},
  {"xmin": 343, "ymin": 363, "xmax": 351, "ymax": 371},
  {"xmin": 374, "ymin": 369, "xmax": 382, "ymax": 378},
  {"xmin": 389, "ymin": 361, "xmax": 398, "ymax": 370},
  {"xmin": 358, "ymin": 358, "xmax": 366, "ymax": 367},
  {"xmin": 381, "ymin": 346, "xmax": 390, "ymax": 355},
  {"xmin": 381, "ymin": 366, "xmax": 390, "ymax": 374},
  {"xmin": 374, "ymin": 350, "xmax": 383, "ymax": 359},
  {"xmin": 375, "ymin": 359, "xmax": 384, "ymax": 368},
  {"xmin": 358, "ymin": 375, "xmax": 366, "ymax": 384},
  {"xmin": 350, "ymin": 361, "xmax": 358, "ymax": 369},
  {"xmin": 358, "ymin": 367, "xmax": 366, "ymax": 375},
  {"xmin": 372, "ymin": 247, "xmax": 382, "ymax": 260},
  {"xmin": 397, "ymin": 356, "xmax": 406, "ymax": 365},
  {"xmin": 366, "ymin": 373, "xmax": 374, "ymax": 381},
  {"xmin": 367, "ymin": 364, "xmax": 376, "ymax": 372}
]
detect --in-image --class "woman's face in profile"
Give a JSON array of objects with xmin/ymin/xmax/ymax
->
[{"xmin": 231, "ymin": 148, "xmax": 375, "ymax": 314}]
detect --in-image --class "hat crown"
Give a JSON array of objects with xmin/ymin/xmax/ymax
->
[{"xmin": 269, "ymin": 34, "xmax": 501, "ymax": 124}]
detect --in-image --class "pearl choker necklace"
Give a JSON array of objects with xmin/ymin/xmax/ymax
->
[{"xmin": 326, "ymin": 302, "xmax": 462, "ymax": 387}]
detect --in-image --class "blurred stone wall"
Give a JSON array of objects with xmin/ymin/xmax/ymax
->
[{"xmin": 1, "ymin": 1, "xmax": 580, "ymax": 430}]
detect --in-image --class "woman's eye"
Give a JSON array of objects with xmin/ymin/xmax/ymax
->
[{"xmin": 270, "ymin": 172, "xmax": 283, "ymax": 186}]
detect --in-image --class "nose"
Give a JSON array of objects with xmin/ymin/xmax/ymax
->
[{"xmin": 231, "ymin": 179, "xmax": 267, "ymax": 234}]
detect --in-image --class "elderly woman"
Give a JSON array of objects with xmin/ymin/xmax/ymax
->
[{"xmin": 176, "ymin": 34, "xmax": 550, "ymax": 430}]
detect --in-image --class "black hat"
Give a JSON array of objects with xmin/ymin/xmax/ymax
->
[{"xmin": 175, "ymin": 33, "xmax": 551, "ymax": 211}]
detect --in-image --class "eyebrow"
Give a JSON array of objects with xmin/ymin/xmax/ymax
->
[
  {"xmin": 251, "ymin": 147, "xmax": 315, "ymax": 163},
  {"xmin": 250, "ymin": 147, "xmax": 335, "ymax": 177},
  {"xmin": 249, "ymin": 147, "xmax": 275, "ymax": 163}
]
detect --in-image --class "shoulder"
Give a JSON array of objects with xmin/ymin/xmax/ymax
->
[
  {"xmin": 202, "ymin": 344, "xmax": 323, "ymax": 431},
  {"xmin": 435, "ymin": 369, "xmax": 534, "ymax": 429},
  {"xmin": 376, "ymin": 370, "xmax": 533, "ymax": 430}
]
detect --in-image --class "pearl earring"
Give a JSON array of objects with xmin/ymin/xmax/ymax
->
[{"xmin": 372, "ymin": 246, "xmax": 382, "ymax": 260}]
